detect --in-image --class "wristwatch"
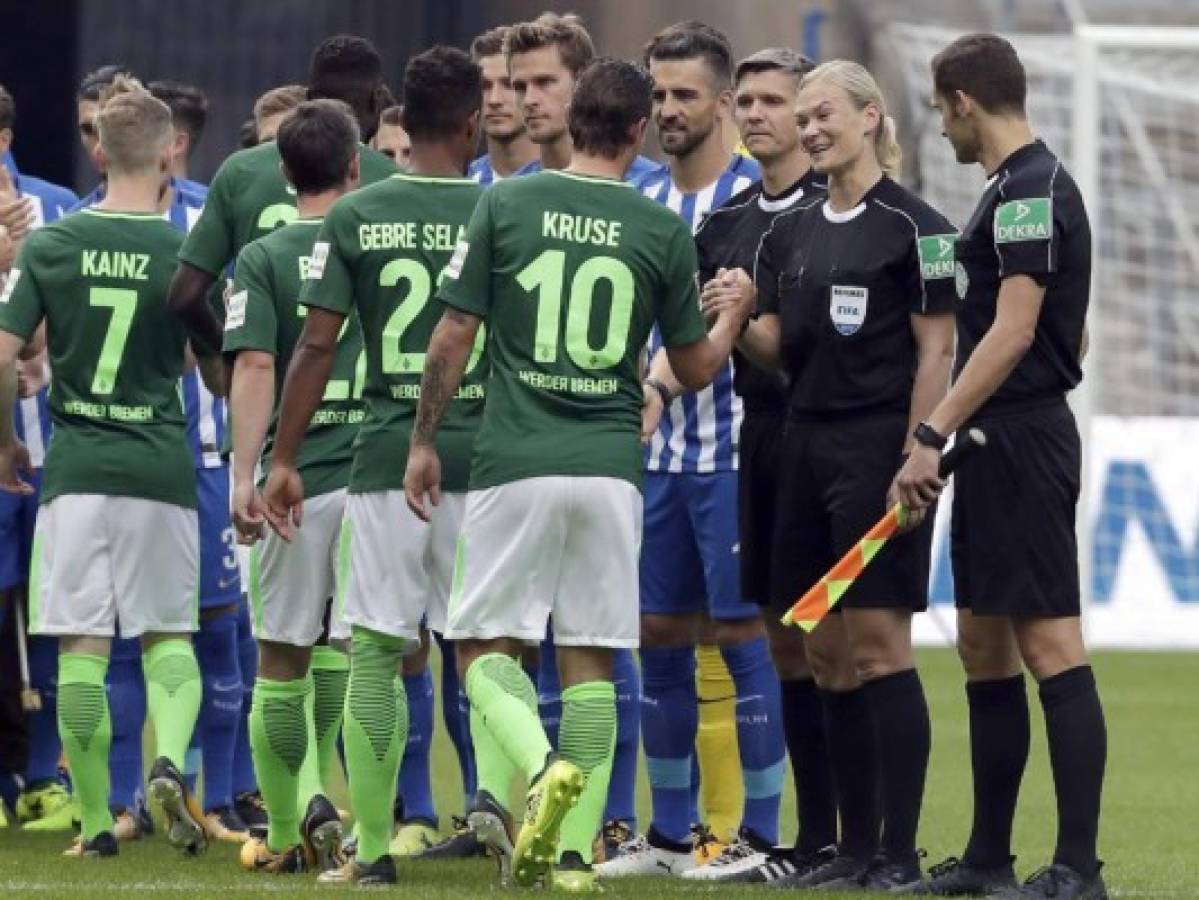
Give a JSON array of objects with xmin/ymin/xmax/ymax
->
[{"xmin": 913, "ymin": 421, "xmax": 947, "ymax": 450}]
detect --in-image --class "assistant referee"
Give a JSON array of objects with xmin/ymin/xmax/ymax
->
[{"xmin": 893, "ymin": 34, "xmax": 1106, "ymax": 900}]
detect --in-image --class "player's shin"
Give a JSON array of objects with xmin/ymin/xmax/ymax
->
[
  {"xmin": 697, "ymin": 643, "xmax": 744, "ymax": 843},
  {"xmin": 142, "ymin": 638, "xmax": 203, "ymax": 769},
  {"xmin": 249, "ymin": 672, "xmax": 311, "ymax": 850},
  {"xmin": 24, "ymin": 636, "xmax": 62, "ymax": 786},
  {"xmin": 603, "ymin": 649, "xmax": 639, "ymax": 830},
  {"xmin": 471, "ymin": 704, "xmax": 518, "ymax": 807},
  {"xmin": 309, "ymin": 644, "xmax": 348, "ymax": 788},
  {"xmin": 398, "ymin": 669, "xmax": 437, "ymax": 824},
  {"xmin": 640, "ymin": 645, "xmax": 698, "ymax": 843},
  {"xmin": 464, "ymin": 653, "xmax": 552, "ymax": 781},
  {"xmin": 58, "ymin": 653, "xmax": 115, "ymax": 840},
  {"xmin": 721, "ymin": 637, "xmax": 785, "ymax": 844},
  {"xmin": 194, "ymin": 611, "xmax": 242, "ymax": 813},
  {"xmin": 557, "ymin": 681, "xmax": 617, "ymax": 865},
  {"xmin": 342, "ymin": 627, "xmax": 408, "ymax": 864}
]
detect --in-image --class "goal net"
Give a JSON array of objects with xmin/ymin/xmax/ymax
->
[{"xmin": 891, "ymin": 24, "xmax": 1199, "ymax": 648}]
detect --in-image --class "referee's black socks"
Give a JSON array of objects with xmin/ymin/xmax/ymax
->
[
  {"xmin": 1040, "ymin": 664, "xmax": 1106, "ymax": 877},
  {"xmin": 863, "ymin": 668, "xmax": 931, "ymax": 862},
  {"xmin": 821, "ymin": 686, "xmax": 880, "ymax": 861},
  {"xmin": 963, "ymin": 674, "xmax": 1030, "ymax": 868},
  {"xmin": 781, "ymin": 677, "xmax": 837, "ymax": 855}
]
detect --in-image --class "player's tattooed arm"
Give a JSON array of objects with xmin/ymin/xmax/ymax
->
[
  {"xmin": 406, "ymin": 307, "xmax": 480, "ymax": 522},
  {"xmin": 411, "ymin": 307, "xmax": 480, "ymax": 448}
]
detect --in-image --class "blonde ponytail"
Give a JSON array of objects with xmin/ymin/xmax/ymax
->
[
  {"xmin": 801, "ymin": 60, "xmax": 902, "ymax": 177},
  {"xmin": 877, "ymin": 113, "xmax": 902, "ymax": 177}
]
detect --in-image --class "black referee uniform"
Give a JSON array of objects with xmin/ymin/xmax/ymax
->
[
  {"xmin": 754, "ymin": 174, "xmax": 956, "ymax": 879},
  {"xmin": 946, "ymin": 139, "xmax": 1107, "ymax": 895},
  {"xmin": 693, "ymin": 169, "xmax": 837, "ymax": 862},
  {"xmin": 757, "ymin": 177, "xmax": 955, "ymax": 616},
  {"xmin": 952, "ymin": 139, "xmax": 1088, "ymax": 617},
  {"xmin": 694, "ymin": 171, "xmax": 827, "ymax": 608}
]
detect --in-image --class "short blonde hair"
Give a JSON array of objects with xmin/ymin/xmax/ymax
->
[
  {"xmin": 253, "ymin": 84, "xmax": 306, "ymax": 129},
  {"xmin": 505, "ymin": 12, "xmax": 594, "ymax": 77},
  {"xmin": 801, "ymin": 60, "xmax": 902, "ymax": 178},
  {"xmin": 96, "ymin": 75, "xmax": 173, "ymax": 174}
]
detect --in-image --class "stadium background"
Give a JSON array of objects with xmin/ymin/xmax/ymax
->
[
  {"xmin": 2, "ymin": 0, "xmax": 1198, "ymax": 895},
  {"xmin": 10, "ymin": 0, "xmax": 1193, "ymax": 649}
]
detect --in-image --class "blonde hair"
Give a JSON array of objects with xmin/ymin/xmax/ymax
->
[
  {"xmin": 96, "ymin": 75, "xmax": 173, "ymax": 175},
  {"xmin": 253, "ymin": 84, "xmax": 306, "ymax": 129},
  {"xmin": 801, "ymin": 60, "xmax": 902, "ymax": 178},
  {"xmin": 505, "ymin": 12, "xmax": 594, "ymax": 77}
]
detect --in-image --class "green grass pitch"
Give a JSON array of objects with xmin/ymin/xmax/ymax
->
[{"xmin": 2, "ymin": 648, "xmax": 1195, "ymax": 897}]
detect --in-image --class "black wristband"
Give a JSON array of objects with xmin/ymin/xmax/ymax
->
[
  {"xmin": 913, "ymin": 421, "xmax": 947, "ymax": 450},
  {"xmin": 644, "ymin": 377, "xmax": 672, "ymax": 408}
]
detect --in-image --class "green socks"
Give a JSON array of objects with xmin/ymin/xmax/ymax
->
[
  {"xmin": 557, "ymin": 681, "xmax": 617, "ymax": 864},
  {"xmin": 58, "ymin": 653, "xmax": 114, "ymax": 841},
  {"xmin": 295, "ymin": 646, "xmax": 348, "ymax": 816},
  {"xmin": 143, "ymin": 639, "xmax": 202, "ymax": 768},
  {"xmin": 343, "ymin": 627, "xmax": 408, "ymax": 864},
  {"xmin": 311, "ymin": 645, "xmax": 349, "ymax": 786},
  {"xmin": 464, "ymin": 653, "xmax": 551, "ymax": 783},
  {"xmin": 471, "ymin": 704, "xmax": 519, "ymax": 812},
  {"xmin": 295, "ymin": 682, "xmax": 324, "ymax": 816},
  {"xmin": 250, "ymin": 674, "xmax": 311, "ymax": 851}
]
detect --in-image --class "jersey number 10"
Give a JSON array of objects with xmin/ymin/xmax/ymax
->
[{"xmin": 517, "ymin": 249, "xmax": 634, "ymax": 370}]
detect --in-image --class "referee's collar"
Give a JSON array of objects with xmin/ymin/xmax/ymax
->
[{"xmin": 758, "ymin": 178, "xmax": 811, "ymax": 213}]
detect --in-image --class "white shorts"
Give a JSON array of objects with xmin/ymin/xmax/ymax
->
[
  {"xmin": 339, "ymin": 490, "xmax": 465, "ymax": 646},
  {"xmin": 249, "ymin": 488, "xmax": 347, "ymax": 647},
  {"xmin": 445, "ymin": 476, "xmax": 642, "ymax": 648},
  {"xmin": 29, "ymin": 494, "xmax": 199, "ymax": 639}
]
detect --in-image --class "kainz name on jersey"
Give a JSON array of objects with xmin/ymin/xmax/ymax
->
[
  {"xmin": 994, "ymin": 198, "xmax": 1052, "ymax": 243},
  {"xmin": 81, "ymin": 250, "xmax": 150, "ymax": 281}
]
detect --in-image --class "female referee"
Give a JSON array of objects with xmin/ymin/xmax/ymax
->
[{"xmin": 702, "ymin": 60, "xmax": 958, "ymax": 893}]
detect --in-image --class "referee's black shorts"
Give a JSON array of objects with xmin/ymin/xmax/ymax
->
[
  {"xmin": 769, "ymin": 411, "xmax": 933, "ymax": 615},
  {"xmin": 738, "ymin": 412, "xmax": 784, "ymax": 607},
  {"xmin": 952, "ymin": 398, "xmax": 1081, "ymax": 617}
]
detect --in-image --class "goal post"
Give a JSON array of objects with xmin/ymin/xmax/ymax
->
[{"xmin": 892, "ymin": 24, "xmax": 1199, "ymax": 649}]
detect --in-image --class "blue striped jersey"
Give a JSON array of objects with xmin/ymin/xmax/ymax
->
[
  {"xmin": 513, "ymin": 154, "xmax": 661, "ymax": 183},
  {"xmin": 638, "ymin": 153, "xmax": 761, "ymax": 473},
  {"xmin": 74, "ymin": 178, "xmax": 226, "ymax": 469},
  {"xmin": 469, "ymin": 154, "xmax": 501, "ymax": 186},
  {"xmin": 4, "ymin": 155, "xmax": 77, "ymax": 469},
  {"xmin": 14, "ymin": 378, "xmax": 52, "ymax": 469}
]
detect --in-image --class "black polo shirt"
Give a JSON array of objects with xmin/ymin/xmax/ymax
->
[
  {"xmin": 954, "ymin": 140, "xmax": 1091, "ymax": 418},
  {"xmin": 695, "ymin": 170, "xmax": 827, "ymax": 416},
  {"xmin": 756, "ymin": 175, "xmax": 957, "ymax": 419}
]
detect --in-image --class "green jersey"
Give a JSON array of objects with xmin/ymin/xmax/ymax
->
[
  {"xmin": 0, "ymin": 210, "xmax": 194, "ymax": 508},
  {"xmin": 440, "ymin": 170, "xmax": 707, "ymax": 490},
  {"xmin": 300, "ymin": 173, "xmax": 486, "ymax": 493},
  {"xmin": 179, "ymin": 141, "xmax": 396, "ymax": 276},
  {"xmin": 224, "ymin": 218, "xmax": 364, "ymax": 497}
]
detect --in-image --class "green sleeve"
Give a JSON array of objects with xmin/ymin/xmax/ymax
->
[
  {"xmin": 436, "ymin": 189, "xmax": 494, "ymax": 318},
  {"xmin": 359, "ymin": 145, "xmax": 398, "ymax": 184},
  {"xmin": 223, "ymin": 242, "xmax": 279, "ymax": 355},
  {"xmin": 298, "ymin": 208, "xmax": 355, "ymax": 318},
  {"xmin": 654, "ymin": 220, "xmax": 707, "ymax": 348},
  {"xmin": 179, "ymin": 158, "xmax": 237, "ymax": 275},
  {"xmin": 0, "ymin": 237, "xmax": 48, "ymax": 341}
]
